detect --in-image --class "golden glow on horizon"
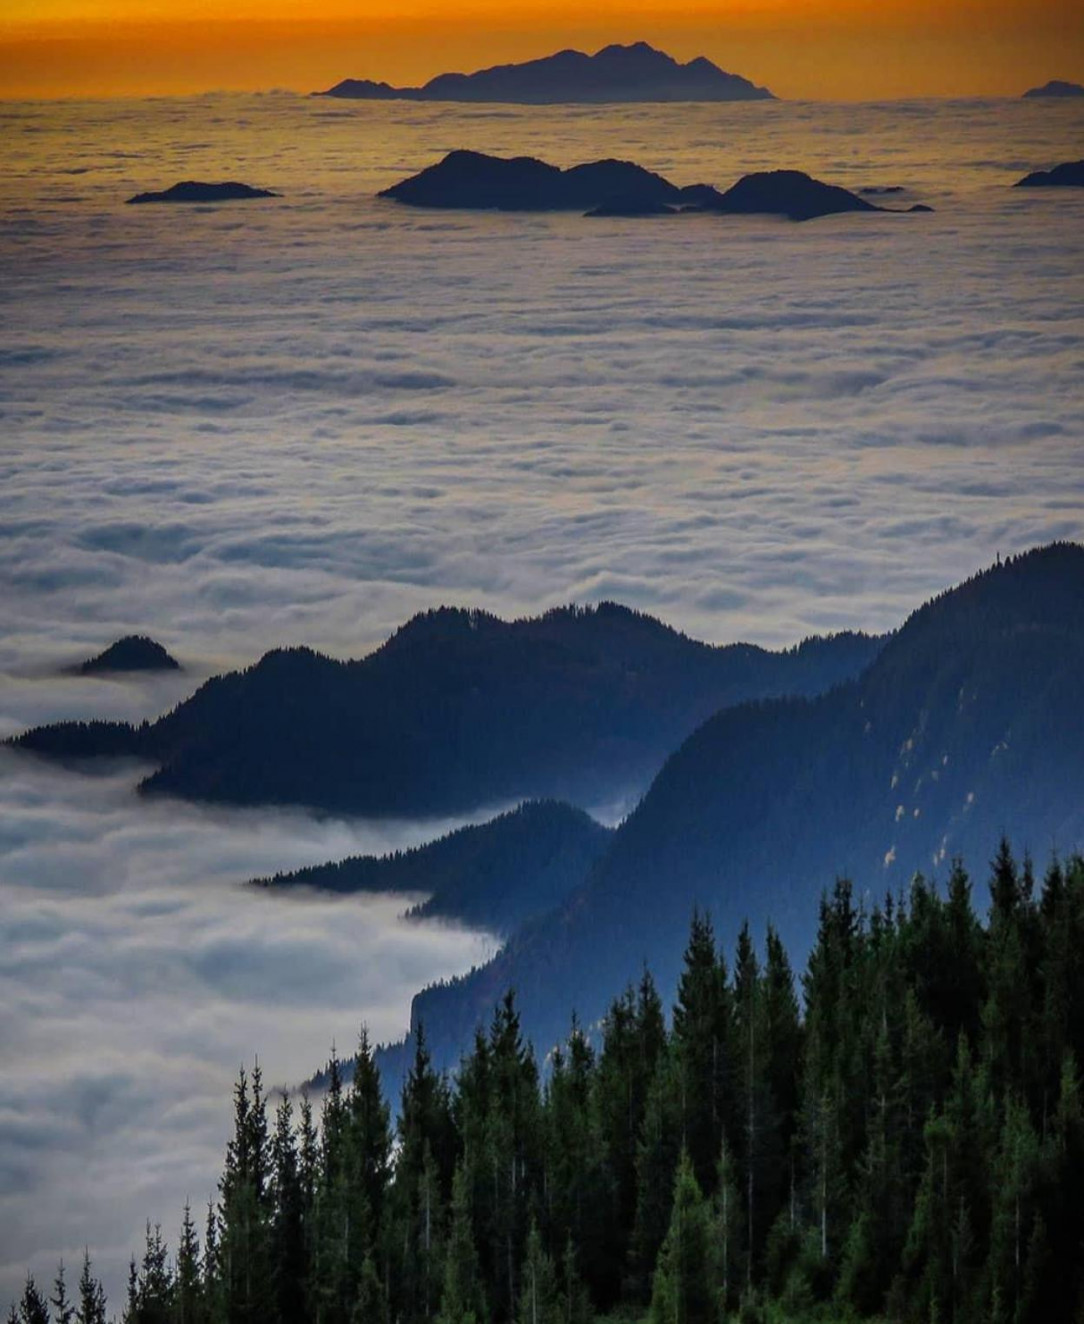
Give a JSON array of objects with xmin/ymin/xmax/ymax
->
[{"xmin": 1, "ymin": 0, "xmax": 1082, "ymax": 100}]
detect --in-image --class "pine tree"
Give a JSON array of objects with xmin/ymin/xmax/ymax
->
[
  {"xmin": 648, "ymin": 1153, "xmax": 717, "ymax": 1324},
  {"xmin": 631, "ymin": 1047, "xmax": 684, "ymax": 1301},
  {"xmin": 202, "ymin": 1203, "xmax": 222, "ymax": 1324},
  {"xmin": 135, "ymin": 1223, "xmax": 174, "ymax": 1324},
  {"xmin": 345, "ymin": 1028, "xmax": 392, "ymax": 1259},
  {"xmin": 269, "ymin": 1093, "xmax": 309, "ymax": 1324},
  {"xmin": 557, "ymin": 1240, "xmax": 591, "ymax": 1324},
  {"xmin": 399, "ymin": 1024, "xmax": 457, "ymax": 1201},
  {"xmin": 436, "ymin": 1165, "xmax": 486, "ymax": 1324},
  {"xmin": 348, "ymin": 1254, "xmax": 385, "ymax": 1324},
  {"xmin": 18, "ymin": 1277, "xmax": 50, "ymax": 1324},
  {"xmin": 671, "ymin": 912, "xmax": 732, "ymax": 1193},
  {"xmin": 312, "ymin": 1047, "xmax": 353, "ymax": 1324},
  {"xmin": 477, "ymin": 992, "xmax": 541, "ymax": 1323},
  {"xmin": 986, "ymin": 1096, "xmax": 1042, "ymax": 1321},
  {"xmin": 175, "ymin": 1202, "xmax": 204, "ymax": 1324},
  {"xmin": 761, "ymin": 926, "xmax": 802, "ymax": 1231},
  {"xmin": 76, "ymin": 1251, "xmax": 107, "ymax": 1324},
  {"xmin": 516, "ymin": 1224, "xmax": 560, "ymax": 1324},
  {"xmin": 542, "ymin": 1019, "xmax": 608, "ymax": 1302},
  {"xmin": 51, "ymin": 1262, "xmax": 74, "ymax": 1324},
  {"xmin": 219, "ymin": 1064, "xmax": 273, "ymax": 1323},
  {"xmin": 594, "ymin": 972, "xmax": 664, "ymax": 1302},
  {"xmin": 713, "ymin": 1134, "xmax": 744, "ymax": 1313}
]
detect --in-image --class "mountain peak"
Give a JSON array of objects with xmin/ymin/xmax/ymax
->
[
  {"xmin": 316, "ymin": 41, "xmax": 775, "ymax": 103},
  {"xmin": 78, "ymin": 635, "xmax": 180, "ymax": 675}
]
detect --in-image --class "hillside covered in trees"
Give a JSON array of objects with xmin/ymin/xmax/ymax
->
[
  {"xmin": 408, "ymin": 545, "xmax": 1084, "ymax": 1073},
  {"xmin": 11, "ymin": 842, "xmax": 1084, "ymax": 1324},
  {"xmin": 253, "ymin": 801, "xmax": 612, "ymax": 935},
  {"xmin": 9, "ymin": 606, "xmax": 882, "ymax": 818}
]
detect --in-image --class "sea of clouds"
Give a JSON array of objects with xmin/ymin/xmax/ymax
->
[
  {"xmin": 0, "ymin": 91, "xmax": 1082, "ymax": 1308},
  {"xmin": 0, "ymin": 747, "xmax": 495, "ymax": 1305}
]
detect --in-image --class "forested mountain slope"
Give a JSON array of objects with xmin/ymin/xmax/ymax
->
[
  {"xmin": 253, "ymin": 800, "xmax": 611, "ymax": 936},
  {"xmin": 10, "ymin": 605, "xmax": 881, "ymax": 818},
  {"xmin": 410, "ymin": 545, "xmax": 1084, "ymax": 1068},
  {"xmin": 14, "ymin": 845, "xmax": 1084, "ymax": 1324}
]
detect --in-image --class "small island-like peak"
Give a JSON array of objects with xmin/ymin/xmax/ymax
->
[
  {"xmin": 1022, "ymin": 79, "xmax": 1084, "ymax": 98},
  {"xmin": 77, "ymin": 636, "xmax": 181, "ymax": 675},
  {"xmin": 1014, "ymin": 159, "xmax": 1084, "ymax": 188},
  {"xmin": 126, "ymin": 181, "xmax": 279, "ymax": 205},
  {"xmin": 379, "ymin": 152, "xmax": 934, "ymax": 222}
]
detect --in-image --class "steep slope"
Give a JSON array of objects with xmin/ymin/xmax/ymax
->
[
  {"xmin": 10, "ymin": 603, "xmax": 882, "ymax": 818},
  {"xmin": 409, "ymin": 546, "xmax": 1084, "ymax": 1069},
  {"xmin": 252, "ymin": 799, "xmax": 612, "ymax": 936}
]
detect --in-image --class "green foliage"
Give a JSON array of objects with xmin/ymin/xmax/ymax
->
[{"xmin": 648, "ymin": 1155, "xmax": 717, "ymax": 1324}]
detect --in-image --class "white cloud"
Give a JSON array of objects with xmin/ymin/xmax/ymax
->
[{"xmin": 0, "ymin": 750, "xmax": 493, "ymax": 1308}]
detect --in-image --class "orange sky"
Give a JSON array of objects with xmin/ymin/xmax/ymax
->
[{"xmin": 1, "ymin": 0, "xmax": 1082, "ymax": 100}]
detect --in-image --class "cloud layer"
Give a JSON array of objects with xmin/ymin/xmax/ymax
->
[
  {"xmin": 2, "ymin": 96, "xmax": 1082, "ymax": 680},
  {"xmin": 0, "ymin": 751, "xmax": 493, "ymax": 1308}
]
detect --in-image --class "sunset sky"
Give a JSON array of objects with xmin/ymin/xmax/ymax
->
[{"xmin": 1, "ymin": 0, "xmax": 1082, "ymax": 100}]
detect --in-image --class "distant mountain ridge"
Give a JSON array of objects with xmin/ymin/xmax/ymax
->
[
  {"xmin": 9, "ymin": 603, "xmax": 883, "ymax": 819},
  {"xmin": 253, "ymin": 800, "xmax": 612, "ymax": 936},
  {"xmin": 403, "ymin": 545, "xmax": 1084, "ymax": 1073},
  {"xmin": 316, "ymin": 41, "xmax": 774, "ymax": 103}
]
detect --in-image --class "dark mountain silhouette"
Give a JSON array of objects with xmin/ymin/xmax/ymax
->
[
  {"xmin": 9, "ymin": 604, "xmax": 883, "ymax": 818},
  {"xmin": 697, "ymin": 169, "xmax": 879, "ymax": 221},
  {"xmin": 381, "ymin": 154, "xmax": 930, "ymax": 220},
  {"xmin": 1015, "ymin": 160, "xmax": 1084, "ymax": 187},
  {"xmin": 253, "ymin": 800, "xmax": 611, "ymax": 935},
  {"xmin": 380, "ymin": 151, "xmax": 681, "ymax": 211},
  {"xmin": 317, "ymin": 41, "xmax": 774, "ymax": 103},
  {"xmin": 77, "ymin": 635, "xmax": 180, "ymax": 675},
  {"xmin": 405, "ymin": 545, "xmax": 1084, "ymax": 1073},
  {"xmin": 1023, "ymin": 79, "xmax": 1084, "ymax": 98},
  {"xmin": 126, "ymin": 181, "xmax": 279, "ymax": 205}
]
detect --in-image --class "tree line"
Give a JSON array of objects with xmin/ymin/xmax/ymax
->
[{"xmin": 10, "ymin": 840, "xmax": 1084, "ymax": 1323}]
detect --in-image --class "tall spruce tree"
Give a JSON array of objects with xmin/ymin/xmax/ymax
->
[
  {"xmin": 436, "ymin": 1165, "xmax": 486, "ymax": 1324},
  {"xmin": 671, "ymin": 912, "xmax": 732, "ymax": 1193},
  {"xmin": 18, "ymin": 1278, "xmax": 50, "ymax": 1324},
  {"xmin": 648, "ymin": 1153, "xmax": 717, "ymax": 1324},
  {"xmin": 50, "ymin": 1262, "xmax": 74, "ymax": 1324},
  {"xmin": 219, "ymin": 1065, "xmax": 273, "ymax": 1324},
  {"xmin": 76, "ymin": 1251, "xmax": 107, "ymax": 1324},
  {"xmin": 269, "ymin": 1093, "xmax": 309, "ymax": 1324},
  {"xmin": 175, "ymin": 1203, "xmax": 204, "ymax": 1324},
  {"xmin": 516, "ymin": 1224, "xmax": 560, "ymax": 1324}
]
